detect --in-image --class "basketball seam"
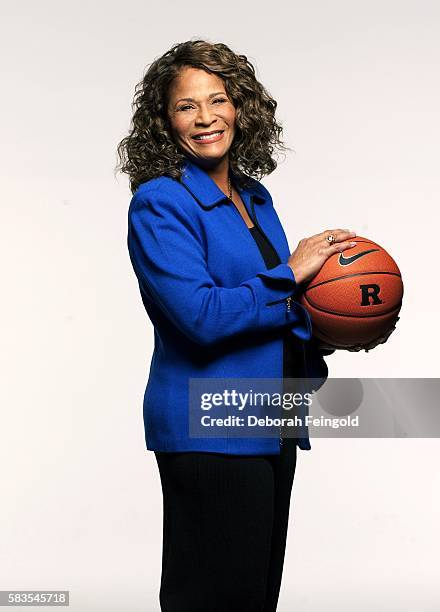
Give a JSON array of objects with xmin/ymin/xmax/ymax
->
[{"xmin": 305, "ymin": 271, "xmax": 402, "ymax": 292}]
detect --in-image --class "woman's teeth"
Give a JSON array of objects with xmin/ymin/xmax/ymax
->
[{"xmin": 193, "ymin": 131, "xmax": 223, "ymax": 140}]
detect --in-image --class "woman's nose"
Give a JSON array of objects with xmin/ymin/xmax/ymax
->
[{"xmin": 195, "ymin": 104, "xmax": 215, "ymax": 124}]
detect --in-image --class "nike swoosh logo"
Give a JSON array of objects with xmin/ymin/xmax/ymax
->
[{"xmin": 338, "ymin": 248, "xmax": 379, "ymax": 266}]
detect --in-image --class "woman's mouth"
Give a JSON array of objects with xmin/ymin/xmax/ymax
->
[{"xmin": 191, "ymin": 130, "xmax": 224, "ymax": 144}]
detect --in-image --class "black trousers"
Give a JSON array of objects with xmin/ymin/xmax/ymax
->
[{"xmin": 154, "ymin": 438, "xmax": 297, "ymax": 612}]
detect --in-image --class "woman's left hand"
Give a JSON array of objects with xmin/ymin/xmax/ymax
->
[{"xmin": 317, "ymin": 316, "xmax": 400, "ymax": 353}]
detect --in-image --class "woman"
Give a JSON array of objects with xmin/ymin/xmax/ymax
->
[{"xmin": 116, "ymin": 39, "xmax": 388, "ymax": 612}]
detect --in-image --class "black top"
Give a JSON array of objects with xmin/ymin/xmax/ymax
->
[
  {"xmin": 249, "ymin": 224, "xmax": 323, "ymax": 450},
  {"xmin": 248, "ymin": 225, "xmax": 296, "ymax": 378}
]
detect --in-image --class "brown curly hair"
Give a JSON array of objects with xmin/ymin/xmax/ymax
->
[{"xmin": 115, "ymin": 39, "xmax": 292, "ymax": 194}]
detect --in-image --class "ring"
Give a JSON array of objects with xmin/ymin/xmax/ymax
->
[{"xmin": 326, "ymin": 234, "xmax": 336, "ymax": 244}]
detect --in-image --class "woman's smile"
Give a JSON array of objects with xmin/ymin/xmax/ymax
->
[{"xmin": 192, "ymin": 130, "xmax": 225, "ymax": 144}]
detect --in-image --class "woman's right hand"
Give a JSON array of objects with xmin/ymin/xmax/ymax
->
[{"xmin": 287, "ymin": 228, "xmax": 357, "ymax": 285}]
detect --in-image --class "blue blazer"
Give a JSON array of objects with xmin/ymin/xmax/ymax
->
[{"xmin": 127, "ymin": 157, "xmax": 331, "ymax": 454}]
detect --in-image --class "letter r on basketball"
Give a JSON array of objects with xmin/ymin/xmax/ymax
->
[{"xmin": 360, "ymin": 284, "xmax": 383, "ymax": 306}]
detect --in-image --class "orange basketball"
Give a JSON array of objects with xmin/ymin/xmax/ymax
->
[{"xmin": 299, "ymin": 236, "xmax": 403, "ymax": 348}]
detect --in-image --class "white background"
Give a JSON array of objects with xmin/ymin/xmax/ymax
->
[{"xmin": 1, "ymin": 0, "xmax": 439, "ymax": 610}]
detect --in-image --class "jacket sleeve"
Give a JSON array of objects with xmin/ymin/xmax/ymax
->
[{"xmin": 127, "ymin": 187, "xmax": 313, "ymax": 347}]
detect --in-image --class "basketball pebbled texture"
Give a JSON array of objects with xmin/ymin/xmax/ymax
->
[{"xmin": 299, "ymin": 236, "xmax": 404, "ymax": 348}]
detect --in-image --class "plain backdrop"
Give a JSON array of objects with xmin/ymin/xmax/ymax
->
[{"xmin": 1, "ymin": 0, "xmax": 439, "ymax": 610}]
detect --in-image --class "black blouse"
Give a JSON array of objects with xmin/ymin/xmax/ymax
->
[
  {"xmin": 248, "ymin": 225, "xmax": 296, "ymax": 378},
  {"xmin": 249, "ymin": 224, "xmax": 324, "ymax": 450}
]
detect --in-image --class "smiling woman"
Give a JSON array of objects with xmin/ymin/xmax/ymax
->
[
  {"xmin": 166, "ymin": 68, "xmax": 236, "ymax": 166},
  {"xmin": 115, "ymin": 38, "xmax": 350, "ymax": 612},
  {"xmin": 115, "ymin": 39, "xmax": 289, "ymax": 194}
]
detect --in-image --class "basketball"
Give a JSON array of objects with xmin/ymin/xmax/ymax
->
[{"xmin": 299, "ymin": 236, "xmax": 403, "ymax": 348}]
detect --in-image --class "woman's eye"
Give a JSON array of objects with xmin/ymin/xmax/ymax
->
[{"xmin": 178, "ymin": 98, "xmax": 227, "ymax": 111}]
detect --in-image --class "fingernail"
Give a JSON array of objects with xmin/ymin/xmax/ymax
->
[{"xmin": 350, "ymin": 241, "xmax": 357, "ymax": 246}]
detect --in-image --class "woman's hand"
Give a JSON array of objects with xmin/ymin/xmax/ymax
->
[
  {"xmin": 317, "ymin": 316, "xmax": 400, "ymax": 353},
  {"xmin": 288, "ymin": 229, "xmax": 357, "ymax": 285}
]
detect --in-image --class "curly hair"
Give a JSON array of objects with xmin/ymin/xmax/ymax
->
[{"xmin": 115, "ymin": 39, "xmax": 292, "ymax": 194}]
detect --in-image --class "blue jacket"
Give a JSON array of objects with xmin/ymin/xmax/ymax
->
[{"xmin": 127, "ymin": 157, "xmax": 330, "ymax": 454}]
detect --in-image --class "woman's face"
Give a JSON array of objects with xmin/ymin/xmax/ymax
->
[{"xmin": 166, "ymin": 66, "xmax": 236, "ymax": 168}]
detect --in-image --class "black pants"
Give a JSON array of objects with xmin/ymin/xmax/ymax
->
[{"xmin": 154, "ymin": 438, "xmax": 297, "ymax": 612}]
